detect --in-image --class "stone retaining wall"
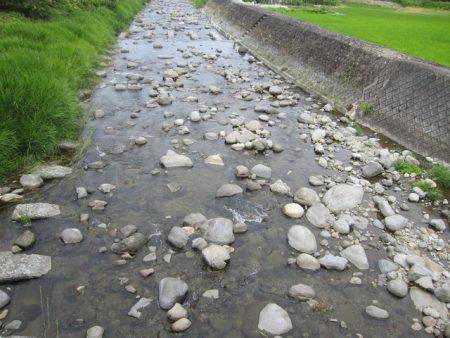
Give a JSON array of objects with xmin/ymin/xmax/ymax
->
[{"xmin": 204, "ymin": 0, "xmax": 450, "ymax": 162}]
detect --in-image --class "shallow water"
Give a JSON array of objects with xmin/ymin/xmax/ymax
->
[{"xmin": 0, "ymin": 0, "xmax": 446, "ymax": 337}]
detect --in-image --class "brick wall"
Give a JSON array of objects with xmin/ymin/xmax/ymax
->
[{"xmin": 205, "ymin": 0, "xmax": 450, "ymax": 162}]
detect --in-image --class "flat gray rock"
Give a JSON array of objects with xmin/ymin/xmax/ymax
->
[
  {"xmin": 19, "ymin": 174, "xmax": 43, "ymax": 189},
  {"xmin": 322, "ymin": 184, "xmax": 363, "ymax": 212},
  {"xmin": 287, "ymin": 225, "xmax": 317, "ymax": 254},
  {"xmin": 293, "ymin": 187, "xmax": 319, "ymax": 206},
  {"xmin": 203, "ymin": 218, "xmax": 234, "ymax": 245},
  {"xmin": 365, "ymin": 305, "xmax": 389, "ymax": 319},
  {"xmin": 159, "ymin": 277, "xmax": 188, "ymax": 310},
  {"xmin": 341, "ymin": 244, "xmax": 369, "ymax": 270},
  {"xmin": 384, "ymin": 214, "xmax": 408, "ymax": 231},
  {"xmin": 410, "ymin": 286, "xmax": 448, "ymax": 319},
  {"xmin": 251, "ymin": 164, "xmax": 272, "ymax": 179},
  {"xmin": 215, "ymin": 183, "xmax": 243, "ymax": 197},
  {"xmin": 0, "ymin": 252, "xmax": 51, "ymax": 282},
  {"xmin": 306, "ymin": 203, "xmax": 333, "ymax": 228},
  {"xmin": 362, "ymin": 161, "xmax": 383, "ymax": 178},
  {"xmin": 34, "ymin": 165, "xmax": 72, "ymax": 179},
  {"xmin": 111, "ymin": 233, "xmax": 147, "ymax": 254},
  {"xmin": 12, "ymin": 203, "xmax": 60, "ymax": 221},
  {"xmin": 160, "ymin": 150, "xmax": 193, "ymax": 168},
  {"xmin": 319, "ymin": 254, "xmax": 348, "ymax": 270},
  {"xmin": 167, "ymin": 226, "xmax": 189, "ymax": 248}
]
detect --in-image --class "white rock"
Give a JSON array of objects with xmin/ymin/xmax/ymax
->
[
  {"xmin": 287, "ymin": 225, "xmax": 317, "ymax": 254},
  {"xmin": 322, "ymin": 184, "xmax": 363, "ymax": 212},
  {"xmin": 160, "ymin": 150, "xmax": 193, "ymax": 168},
  {"xmin": 258, "ymin": 303, "xmax": 292, "ymax": 335},
  {"xmin": 202, "ymin": 244, "xmax": 230, "ymax": 269},
  {"xmin": 341, "ymin": 244, "xmax": 369, "ymax": 270},
  {"xmin": 12, "ymin": 203, "xmax": 60, "ymax": 221},
  {"xmin": 282, "ymin": 203, "xmax": 304, "ymax": 218}
]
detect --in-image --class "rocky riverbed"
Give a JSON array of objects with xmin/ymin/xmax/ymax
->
[{"xmin": 0, "ymin": 0, "xmax": 448, "ymax": 336}]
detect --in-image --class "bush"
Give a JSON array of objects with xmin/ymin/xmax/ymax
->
[
  {"xmin": 429, "ymin": 164, "xmax": 450, "ymax": 190},
  {"xmin": 394, "ymin": 160, "xmax": 423, "ymax": 175},
  {"xmin": 0, "ymin": 0, "xmax": 147, "ymax": 179}
]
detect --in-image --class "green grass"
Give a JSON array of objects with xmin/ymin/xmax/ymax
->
[
  {"xmin": 360, "ymin": 102, "xmax": 373, "ymax": 116},
  {"xmin": 269, "ymin": 4, "xmax": 450, "ymax": 66},
  {"xmin": 394, "ymin": 160, "xmax": 423, "ymax": 175},
  {"xmin": 414, "ymin": 181, "xmax": 444, "ymax": 202},
  {"xmin": 0, "ymin": 0, "xmax": 148, "ymax": 180},
  {"xmin": 194, "ymin": 0, "xmax": 208, "ymax": 8},
  {"xmin": 429, "ymin": 164, "xmax": 450, "ymax": 190}
]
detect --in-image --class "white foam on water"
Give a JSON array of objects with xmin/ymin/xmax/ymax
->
[{"xmin": 224, "ymin": 204, "xmax": 266, "ymax": 224}]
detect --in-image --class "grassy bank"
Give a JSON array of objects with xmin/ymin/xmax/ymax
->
[
  {"xmin": 0, "ymin": 0, "xmax": 148, "ymax": 180},
  {"xmin": 270, "ymin": 4, "xmax": 450, "ymax": 66},
  {"xmin": 194, "ymin": 0, "xmax": 208, "ymax": 8}
]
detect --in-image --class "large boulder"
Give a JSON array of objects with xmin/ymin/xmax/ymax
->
[
  {"xmin": 322, "ymin": 184, "xmax": 363, "ymax": 213},
  {"xmin": 12, "ymin": 203, "xmax": 60, "ymax": 221},
  {"xmin": 0, "ymin": 252, "xmax": 51, "ymax": 282}
]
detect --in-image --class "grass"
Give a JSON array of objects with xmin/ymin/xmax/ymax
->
[
  {"xmin": 414, "ymin": 181, "xmax": 444, "ymax": 202},
  {"xmin": 394, "ymin": 160, "xmax": 423, "ymax": 175},
  {"xmin": 194, "ymin": 0, "xmax": 208, "ymax": 8},
  {"xmin": 269, "ymin": 3, "xmax": 450, "ymax": 66},
  {"xmin": 429, "ymin": 164, "xmax": 450, "ymax": 190},
  {"xmin": 360, "ymin": 102, "xmax": 373, "ymax": 116},
  {"xmin": 0, "ymin": 0, "xmax": 148, "ymax": 180}
]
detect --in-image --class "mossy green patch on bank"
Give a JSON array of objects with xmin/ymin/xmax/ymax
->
[
  {"xmin": 0, "ymin": 0, "xmax": 148, "ymax": 180},
  {"xmin": 269, "ymin": 4, "xmax": 450, "ymax": 66},
  {"xmin": 194, "ymin": 0, "xmax": 208, "ymax": 8}
]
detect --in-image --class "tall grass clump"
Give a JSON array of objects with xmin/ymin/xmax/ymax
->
[{"xmin": 0, "ymin": 0, "xmax": 148, "ymax": 179}]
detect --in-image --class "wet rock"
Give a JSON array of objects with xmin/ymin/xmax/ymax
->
[
  {"xmin": 34, "ymin": 165, "xmax": 72, "ymax": 179},
  {"xmin": 269, "ymin": 85, "xmax": 283, "ymax": 96},
  {"xmin": 204, "ymin": 218, "xmax": 234, "ymax": 245},
  {"xmin": 128, "ymin": 297, "xmax": 152, "ymax": 319},
  {"xmin": 233, "ymin": 222, "xmax": 247, "ymax": 233},
  {"xmin": 202, "ymin": 244, "xmax": 230, "ymax": 269},
  {"xmin": 171, "ymin": 318, "xmax": 191, "ymax": 332},
  {"xmin": 167, "ymin": 303, "xmax": 187, "ymax": 321},
  {"xmin": 119, "ymin": 224, "xmax": 137, "ymax": 238},
  {"xmin": 111, "ymin": 233, "xmax": 147, "ymax": 254},
  {"xmin": 13, "ymin": 230, "xmax": 35, "ymax": 250},
  {"xmin": 289, "ymin": 284, "xmax": 315, "ymax": 301},
  {"xmin": 270, "ymin": 180, "xmax": 290, "ymax": 195},
  {"xmin": 373, "ymin": 196, "xmax": 395, "ymax": 217},
  {"xmin": 139, "ymin": 268, "xmax": 154, "ymax": 278},
  {"xmin": 157, "ymin": 95, "xmax": 173, "ymax": 106},
  {"xmin": 410, "ymin": 287, "xmax": 448, "ymax": 319},
  {"xmin": 306, "ymin": 203, "xmax": 333, "ymax": 228},
  {"xmin": 309, "ymin": 175, "xmax": 324, "ymax": 186},
  {"xmin": 98, "ymin": 183, "xmax": 116, "ymax": 194},
  {"xmin": 296, "ymin": 253, "xmax": 320, "ymax": 271},
  {"xmin": 378, "ymin": 259, "xmax": 398, "ymax": 274},
  {"xmin": 135, "ymin": 136, "xmax": 147, "ymax": 145},
  {"xmin": 258, "ymin": 303, "xmax": 292, "ymax": 335},
  {"xmin": 216, "ymin": 183, "xmax": 243, "ymax": 197},
  {"xmin": 287, "ymin": 225, "xmax": 317, "ymax": 254},
  {"xmin": 293, "ymin": 187, "xmax": 319, "ymax": 206},
  {"xmin": 192, "ymin": 237, "xmax": 208, "ymax": 250},
  {"xmin": 235, "ymin": 165, "xmax": 249, "ymax": 178},
  {"xmin": 311, "ymin": 129, "xmax": 326, "ymax": 143},
  {"xmin": 168, "ymin": 226, "xmax": 189, "ymax": 249},
  {"xmin": 341, "ymin": 244, "xmax": 369, "ymax": 270},
  {"xmin": 203, "ymin": 289, "xmax": 219, "ymax": 299},
  {"xmin": 20, "ymin": 174, "xmax": 43, "ymax": 189},
  {"xmin": 251, "ymin": 164, "xmax": 272, "ymax": 179},
  {"xmin": 159, "ymin": 277, "xmax": 189, "ymax": 310},
  {"xmin": 160, "ymin": 150, "xmax": 193, "ymax": 168},
  {"xmin": 384, "ymin": 214, "xmax": 408, "ymax": 231},
  {"xmin": 282, "ymin": 203, "xmax": 304, "ymax": 218},
  {"xmin": 387, "ymin": 279, "xmax": 408, "ymax": 298},
  {"xmin": 362, "ymin": 162, "xmax": 384, "ymax": 178},
  {"xmin": 435, "ymin": 283, "xmax": 450, "ymax": 303},
  {"xmin": 5, "ymin": 319, "xmax": 22, "ymax": 331},
  {"xmin": 76, "ymin": 187, "xmax": 88, "ymax": 199},
  {"xmin": 183, "ymin": 213, "xmax": 207, "ymax": 229},
  {"xmin": 12, "ymin": 203, "xmax": 60, "ymax": 221},
  {"xmin": 322, "ymin": 184, "xmax": 363, "ymax": 212},
  {"xmin": 87, "ymin": 161, "xmax": 106, "ymax": 170},
  {"xmin": 0, "ymin": 289, "xmax": 10, "ymax": 309},
  {"xmin": 60, "ymin": 228, "xmax": 83, "ymax": 244},
  {"xmin": 0, "ymin": 252, "xmax": 51, "ymax": 282},
  {"xmin": 205, "ymin": 154, "xmax": 224, "ymax": 166},
  {"xmin": 88, "ymin": 200, "xmax": 107, "ymax": 210},
  {"xmin": 0, "ymin": 193, "xmax": 23, "ymax": 203},
  {"xmin": 319, "ymin": 254, "xmax": 348, "ymax": 270},
  {"xmin": 429, "ymin": 219, "xmax": 446, "ymax": 231},
  {"xmin": 365, "ymin": 305, "xmax": 389, "ymax": 319},
  {"xmin": 189, "ymin": 110, "xmax": 201, "ymax": 122},
  {"xmin": 86, "ymin": 325, "xmax": 104, "ymax": 338}
]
